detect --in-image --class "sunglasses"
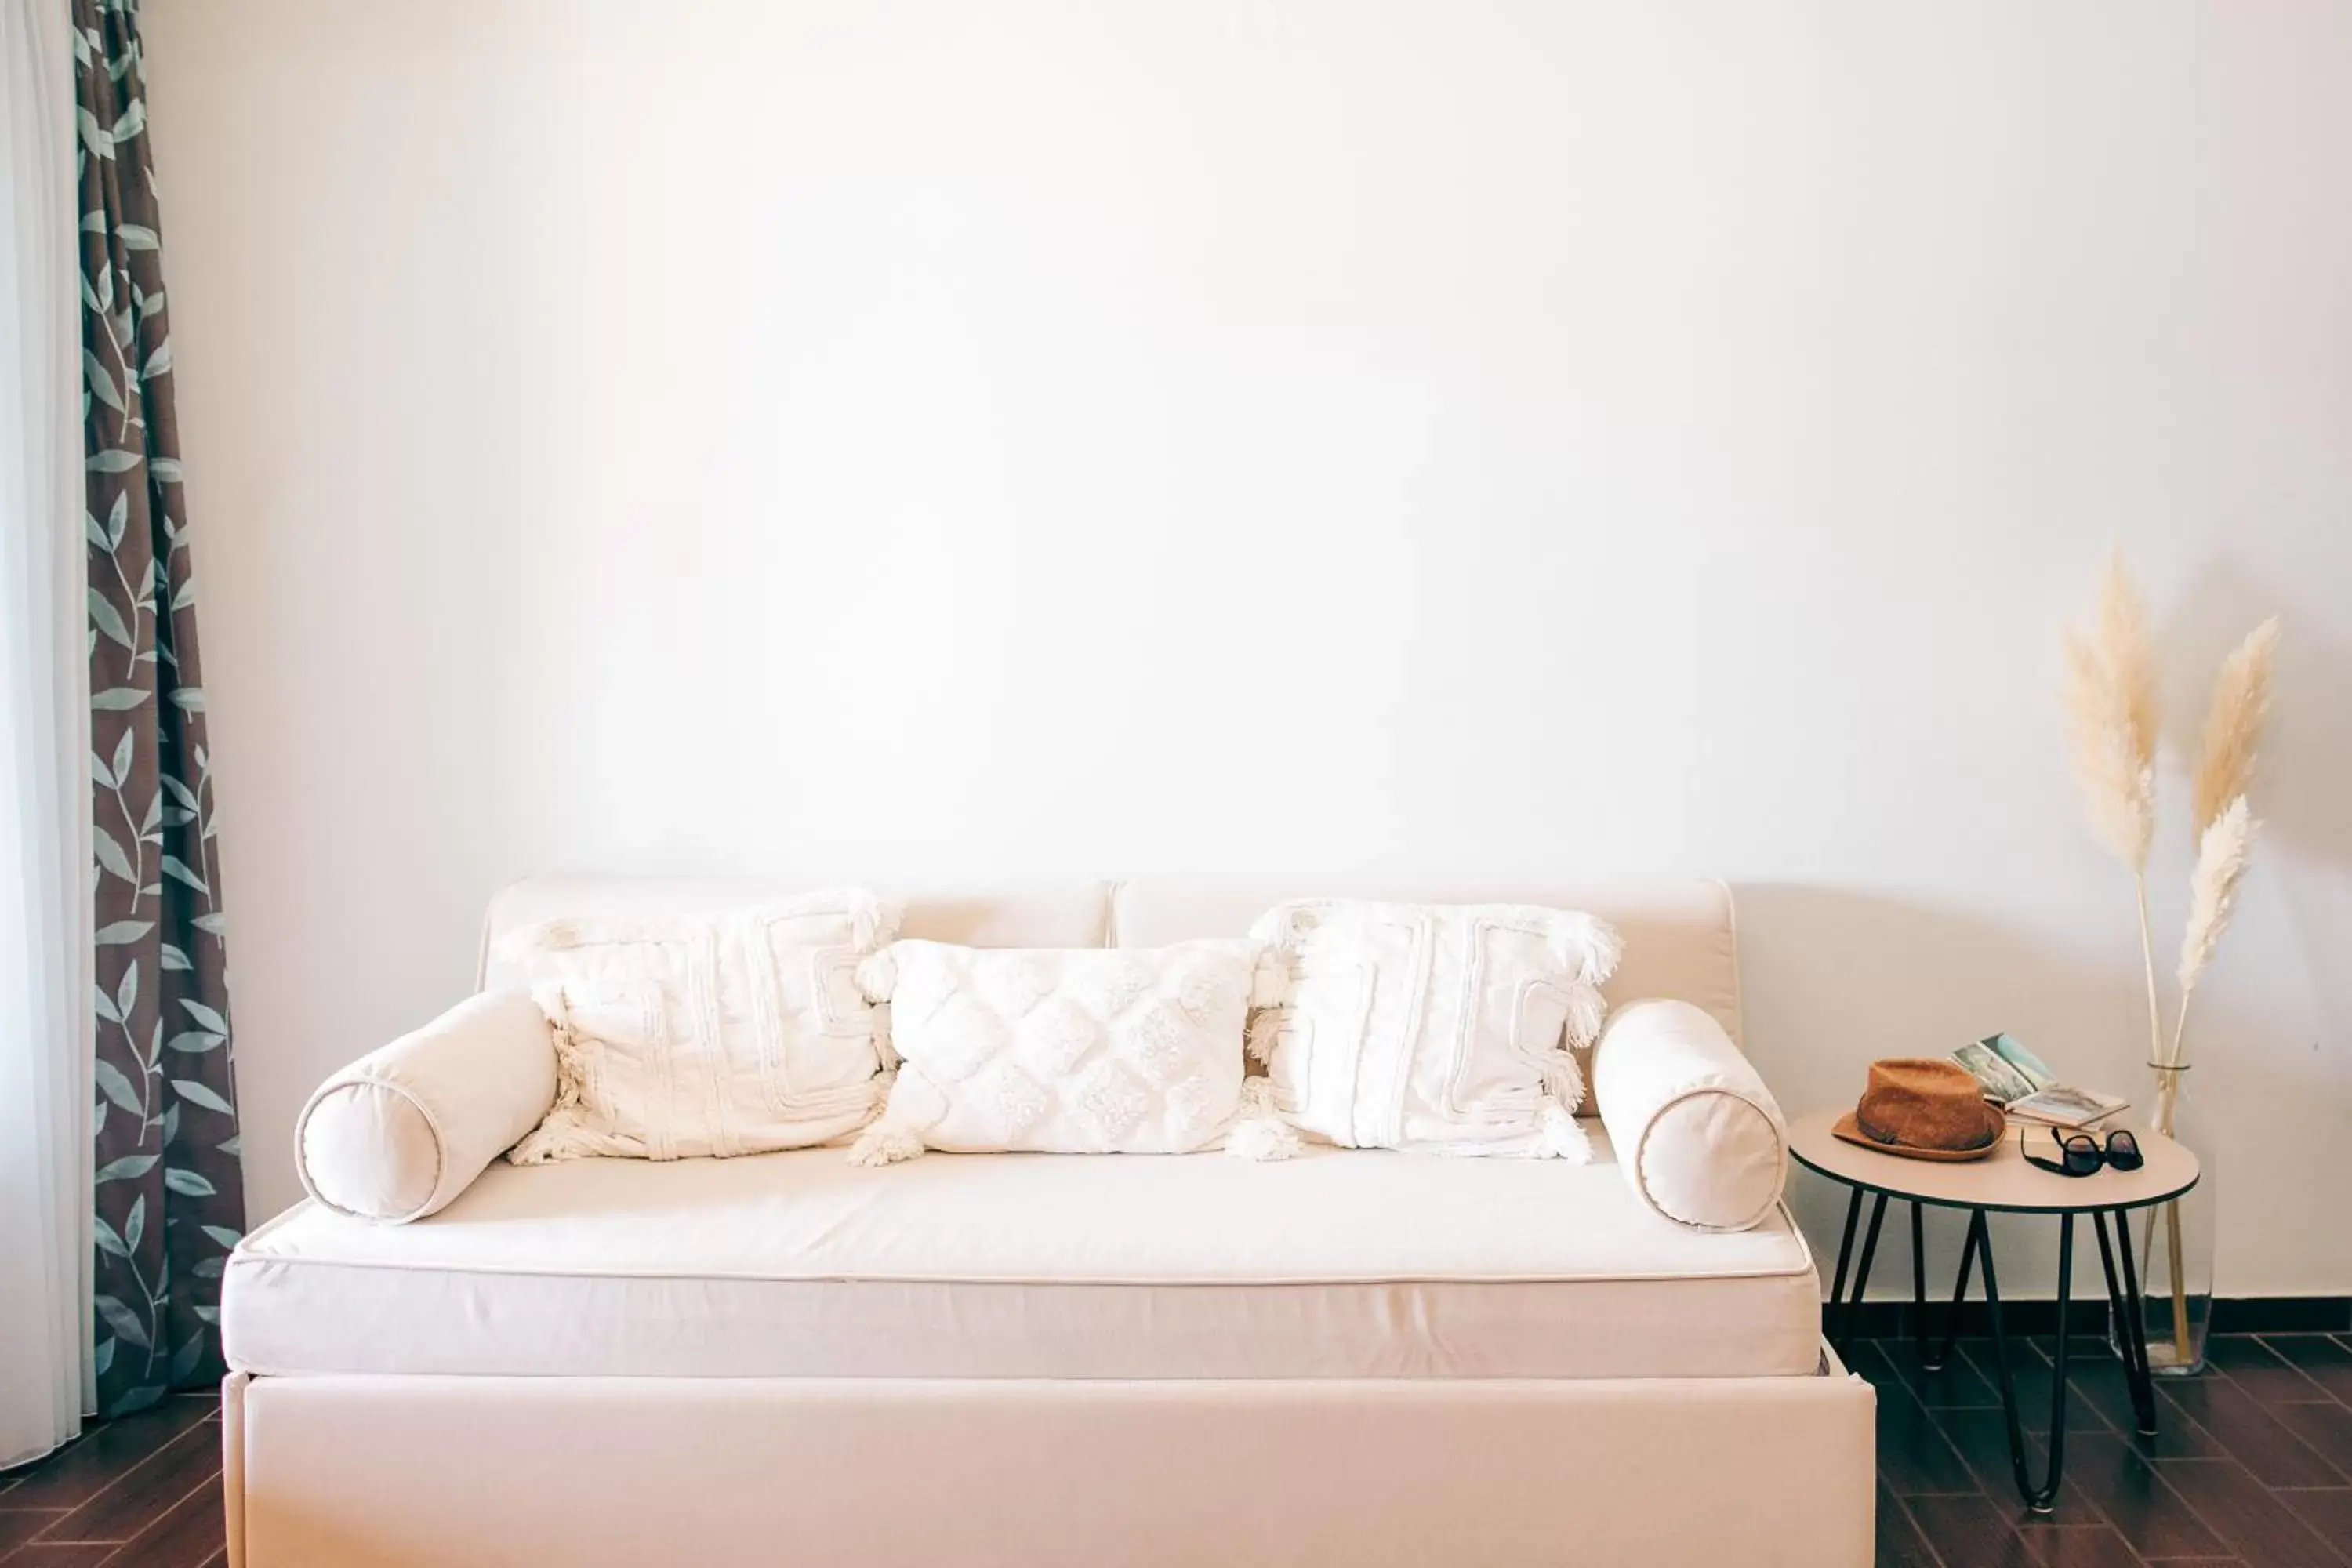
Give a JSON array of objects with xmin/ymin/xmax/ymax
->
[{"xmin": 2022, "ymin": 1126, "xmax": 2143, "ymax": 1178}]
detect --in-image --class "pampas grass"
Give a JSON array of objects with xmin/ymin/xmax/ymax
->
[
  {"xmin": 2063, "ymin": 552, "xmax": 2165, "ymax": 1079},
  {"xmin": 2190, "ymin": 619, "xmax": 2280, "ymax": 841},
  {"xmin": 2062, "ymin": 553, "xmax": 2281, "ymax": 1368},
  {"xmin": 2176, "ymin": 796, "xmax": 2256, "ymax": 1001},
  {"xmin": 2062, "ymin": 556, "xmax": 2160, "ymax": 869},
  {"xmin": 2145, "ymin": 793, "xmax": 2256, "ymax": 1365},
  {"xmin": 2157, "ymin": 796, "xmax": 2256, "ymax": 1128}
]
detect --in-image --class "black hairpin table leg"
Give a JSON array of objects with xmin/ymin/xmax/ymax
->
[
  {"xmin": 1911, "ymin": 1202, "xmax": 1932, "ymax": 1367},
  {"xmin": 1826, "ymin": 1188, "xmax": 1888, "ymax": 1350},
  {"xmin": 2098, "ymin": 1207, "xmax": 2159, "ymax": 1433},
  {"xmin": 1976, "ymin": 1209, "xmax": 2076, "ymax": 1514},
  {"xmin": 1849, "ymin": 1193, "xmax": 1887, "ymax": 1335},
  {"xmin": 1790, "ymin": 1108, "xmax": 2194, "ymax": 1516},
  {"xmin": 1827, "ymin": 1186, "xmax": 1863, "ymax": 1348},
  {"xmin": 1925, "ymin": 1201, "xmax": 1978, "ymax": 1374}
]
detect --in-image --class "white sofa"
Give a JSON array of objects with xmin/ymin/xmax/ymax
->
[{"xmin": 219, "ymin": 877, "xmax": 1875, "ymax": 1567}]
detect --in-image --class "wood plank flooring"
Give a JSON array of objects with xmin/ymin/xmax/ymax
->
[
  {"xmin": 2, "ymin": 1334, "xmax": 2346, "ymax": 1566},
  {"xmin": 0, "ymin": 1394, "xmax": 220, "ymax": 1567},
  {"xmin": 1865, "ymin": 1333, "xmax": 2352, "ymax": 1567}
]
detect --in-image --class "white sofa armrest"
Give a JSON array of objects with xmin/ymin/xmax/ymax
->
[
  {"xmin": 295, "ymin": 991, "xmax": 557, "ymax": 1223},
  {"xmin": 1592, "ymin": 999, "xmax": 1788, "ymax": 1232}
]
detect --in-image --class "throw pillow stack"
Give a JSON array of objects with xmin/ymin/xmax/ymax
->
[{"xmin": 495, "ymin": 890, "xmax": 1622, "ymax": 1167}]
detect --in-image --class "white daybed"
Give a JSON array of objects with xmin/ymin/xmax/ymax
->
[{"xmin": 219, "ymin": 877, "xmax": 1875, "ymax": 1567}]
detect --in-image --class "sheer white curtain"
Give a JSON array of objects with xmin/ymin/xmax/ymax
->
[{"xmin": 2, "ymin": 0, "xmax": 92, "ymax": 1471}]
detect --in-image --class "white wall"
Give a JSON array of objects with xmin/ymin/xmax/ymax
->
[{"xmin": 144, "ymin": 0, "xmax": 2351, "ymax": 1297}]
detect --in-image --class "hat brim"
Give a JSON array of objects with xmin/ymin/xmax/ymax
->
[{"xmin": 1831, "ymin": 1109, "xmax": 2002, "ymax": 1163}]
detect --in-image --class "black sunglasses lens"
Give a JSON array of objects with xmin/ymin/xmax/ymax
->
[
  {"xmin": 2061, "ymin": 1134, "xmax": 2101, "ymax": 1174},
  {"xmin": 2106, "ymin": 1131, "xmax": 2143, "ymax": 1171}
]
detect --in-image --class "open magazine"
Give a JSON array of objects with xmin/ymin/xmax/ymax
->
[{"xmin": 1950, "ymin": 1033, "xmax": 2129, "ymax": 1130}]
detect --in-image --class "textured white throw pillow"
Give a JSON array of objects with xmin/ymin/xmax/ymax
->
[
  {"xmin": 501, "ymin": 890, "xmax": 898, "ymax": 1163},
  {"xmin": 849, "ymin": 939, "xmax": 1269, "ymax": 1161},
  {"xmin": 1248, "ymin": 900, "xmax": 1621, "ymax": 1158}
]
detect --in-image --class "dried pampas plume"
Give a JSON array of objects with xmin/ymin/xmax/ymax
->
[
  {"xmin": 2099, "ymin": 553, "xmax": 2161, "ymax": 771},
  {"xmin": 2061, "ymin": 551, "xmax": 2165, "ymax": 1094},
  {"xmin": 2062, "ymin": 554, "xmax": 2158, "ymax": 870},
  {"xmin": 2157, "ymin": 797, "xmax": 2256, "ymax": 1134},
  {"xmin": 2190, "ymin": 619, "xmax": 2280, "ymax": 841},
  {"xmin": 2173, "ymin": 797, "xmax": 2256, "ymax": 1028},
  {"xmin": 2056, "ymin": 550, "xmax": 2283, "ymax": 1370}
]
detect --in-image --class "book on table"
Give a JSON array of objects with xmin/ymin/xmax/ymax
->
[{"xmin": 1950, "ymin": 1033, "xmax": 2129, "ymax": 1130}]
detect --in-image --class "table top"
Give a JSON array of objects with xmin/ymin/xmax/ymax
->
[{"xmin": 1787, "ymin": 1107, "xmax": 2199, "ymax": 1214}]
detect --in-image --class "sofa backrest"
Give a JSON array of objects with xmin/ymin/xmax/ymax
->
[
  {"xmin": 477, "ymin": 876, "xmax": 1742, "ymax": 1049},
  {"xmin": 477, "ymin": 877, "xmax": 1112, "ymax": 991}
]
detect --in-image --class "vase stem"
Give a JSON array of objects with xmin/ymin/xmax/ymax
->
[{"xmin": 2163, "ymin": 1202, "xmax": 2191, "ymax": 1363}]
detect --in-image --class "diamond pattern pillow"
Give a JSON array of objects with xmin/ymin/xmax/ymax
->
[{"xmin": 849, "ymin": 939, "xmax": 1264, "ymax": 1161}]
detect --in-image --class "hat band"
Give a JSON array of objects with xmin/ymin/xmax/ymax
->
[
  {"xmin": 1856, "ymin": 1109, "xmax": 1909, "ymax": 1147},
  {"xmin": 1859, "ymin": 1105, "xmax": 1995, "ymax": 1152}
]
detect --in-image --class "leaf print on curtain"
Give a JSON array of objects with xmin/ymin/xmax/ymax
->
[{"xmin": 74, "ymin": 0, "xmax": 244, "ymax": 1419}]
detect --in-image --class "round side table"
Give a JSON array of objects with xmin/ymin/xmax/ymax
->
[{"xmin": 1788, "ymin": 1109, "xmax": 2199, "ymax": 1514}]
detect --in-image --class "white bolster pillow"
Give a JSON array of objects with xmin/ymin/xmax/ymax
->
[
  {"xmin": 295, "ymin": 991, "xmax": 557, "ymax": 1223},
  {"xmin": 1593, "ymin": 999, "xmax": 1788, "ymax": 1232}
]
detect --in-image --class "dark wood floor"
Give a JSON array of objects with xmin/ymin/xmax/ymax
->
[
  {"xmin": 1868, "ymin": 1330, "xmax": 2352, "ymax": 1567},
  {"xmin": 2, "ymin": 1334, "xmax": 2347, "ymax": 1566},
  {"xmin": 0, "ymin": 1392, "xmax": 221, "ymax": 1567}
]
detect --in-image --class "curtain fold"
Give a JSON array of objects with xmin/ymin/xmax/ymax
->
[
  {"xmin": 74, "ymin": 0, "xmax": 245, "ymax": 1419},
  {"xmin": 2, "ymin": 0, "xmax": 93, "ymax": 1470}
]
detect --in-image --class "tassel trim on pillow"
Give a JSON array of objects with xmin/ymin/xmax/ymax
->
[
  {"xmin": 1568, "ymin": 913, "xmax": 1625, "ymax": 988},
  {"xmin": 1540, "ymin": 1101, "xmax": 1593, "ymax": 1164},
  {"xmin": 1248, "ymin": 944, "xmax": 1291, "ymax": 1010},
  {"xmin": 852, "ymin": 894, "xmax": 906, "ymax": 954},
  {"xmin": 847, "ymin": 1123, "xmax": 925, "ymax": 1167},
  {"xmin": 855, "ymin": 947, "xmax": 898, "ymax": 1004},
  {"xmin": 855, "ymin": 947, "xmax": 901, "ymax": 1069},
  {"xmin": 507, "ymin": 982, "xmax": 603, "ymax": 1165},
  {"xmin": 1541, "ymin": 1037, "xmax": 1588, "ymax": 1115},
  {"xmin": 1559, "ymin": 982, "xmax": 1608, "ymax": 1051},
  {"xmin": 1224, "ymin": 1077, "xmax": 1301, "ymax": 1162}
]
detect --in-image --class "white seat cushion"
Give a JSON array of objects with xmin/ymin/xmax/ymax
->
[{"xmin": 224, "ymin": 1131, "xmax": 1820, "ymax": 1381}]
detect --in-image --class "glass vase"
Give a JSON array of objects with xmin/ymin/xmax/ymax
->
[{"xmin": 2114, "ymin": 1067, "xmax": 2212, "ymax": 1376}]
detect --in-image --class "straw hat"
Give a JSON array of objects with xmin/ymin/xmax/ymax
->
[{"xmin": 1831, "ymin": 1058, "xmax": 2005, "ymax": 1162}]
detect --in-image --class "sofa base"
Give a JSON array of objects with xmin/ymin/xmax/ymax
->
[{"xmin": 223, "ymin": 1357, "xmax": 1875, "ymax": 1566}]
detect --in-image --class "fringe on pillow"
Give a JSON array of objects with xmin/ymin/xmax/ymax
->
[
  {"xmin": 851, "ymin": 893, "xmax": 905, "ymax": 954},
  {"xmin": 1243, "ymin": 1010, "xmax": 1285, "ymax": 1066},
  {"xmin": 1541, "ymin": 1042, "xmax": 1587, "ymax": 1116},
  {"xmin": 508, "ymin": 982, "xmax": 601, "ymax": 1165},
  {"xmin": 1224, "ymin": 1077, "xmax": 1301, "ymax": 1162},
  {"xmin": 847, "ymin": 1123, "xmax": 925, "ymax": 1167},
  {"xmin": 1540, "ymin": 1101, "xmax": 1594, "ymax": 1164},
  {"xmin": 1560, "ymin": 982, "xmax": 1607, "ymax": 1051},
  {"xmin": 855, "ymin": 947, "xmax": 898, "ymax": 1004},
  {"xmin": 1248, "ymin": 944, "xmax": 1291, "ymax": 1009},
  {"xmin": 1564, "ymin": 913, "xmax": 1625, "ymax": 988}
]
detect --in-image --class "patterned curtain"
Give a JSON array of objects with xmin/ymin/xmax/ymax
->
[{"xmin": 74, "ymin": 0, "xmax": 243, "ymax": 1418}]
